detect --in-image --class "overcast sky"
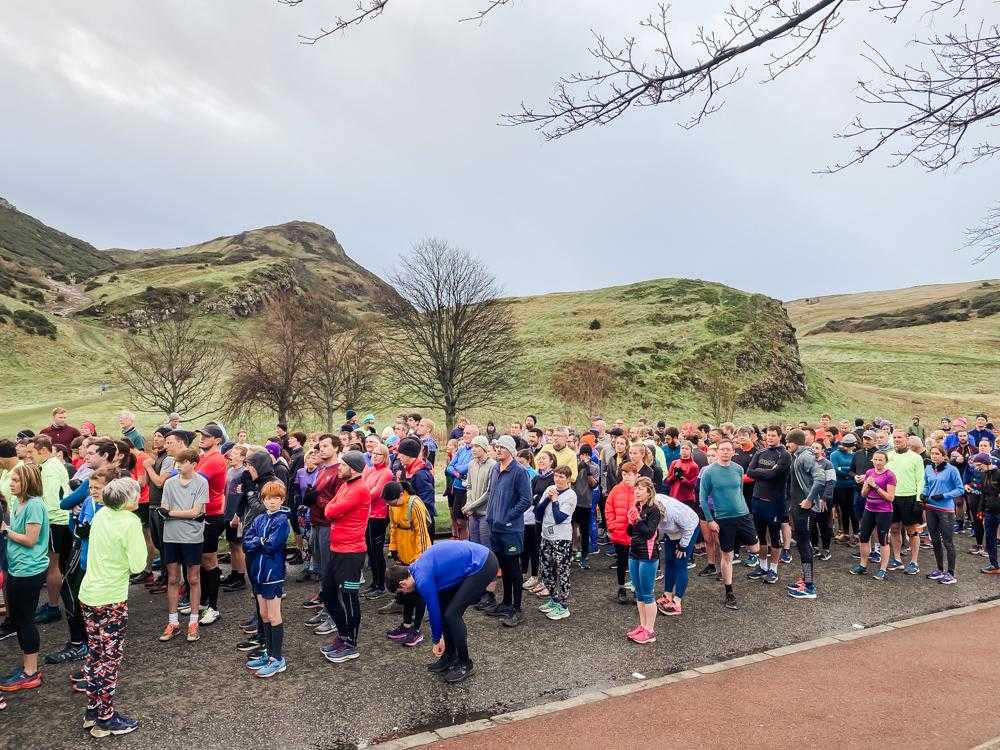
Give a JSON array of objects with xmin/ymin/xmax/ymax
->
[{"xmin": 2, "ymin": 1, "xmax": 996, "ymax": 301}]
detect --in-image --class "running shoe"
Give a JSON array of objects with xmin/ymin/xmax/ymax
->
[
  {"xmin": 237, "ymin": 637, "xmax": 262, "ymax": 652},
  {"xmin": 872, "ymin": 569, "xmax": 887, "ymax": 581},
  {"xmin": 443, "ymin": 662, "xmax": 475, "ymax": 683},
  {"xmin": 578, "ymin": 559, "xmax": 591, "ymax": 570},
  {"xmin": 33, "ymin": 604, "xmax": 62, "ymax": 625},
  {"xmin": 687, "ymin": 560, "xmax": 696, "ymax": 570},
  {"xmin": 626, "ymin": 624, "xmax": 644, "ymax": 639},
  {"xmin": 779, "ymin": 550, "xmax": 792, "ymax": 564},
  {"xmin": 199, "ymin": 607, "xmax": 221, "ymax": 626},
  {"xmin": 630, "ymin": 628, "xmax": 656, "ymax": 644},
  {"xmin": 129, "ymin": 571, "xmax": 152, "ymax": 586},
  {"xmin": 177, "ymin": 599, "xmax": 191, "ymax": 615},
  {"xmin": 664, "ymin": 601, "xmax": 683, "ymax": 617},
  {"xmin": 938, "ymin": 573, "xmax": 957, "ymax": 585},
  {"xmin": 386, "ymin": 624, "xmax": 410, "ymax": 641},
  {"xmin": 724, "ymin": 593, "xmax": 739, "ymax": 610},
  {"xmin": 522, "ymin": 577, "xmax": 538, "ymax": 590},
  {"xmin": 887, "ymin": 558, "xmax": 904, "ymax": 571},
  {"xmin": 256, "ymin": 657, "xmax": 287, "ymax": 678},
  {"xmin": 378, "ymin": 600, "xmax": 404, "ymax": 615},
  {"xmin": 186, "ymin": 623, "xmax": 200, "ymax": 642},
  {"xmin": 744, "ymin": 554, "xmax": 760, "ymax": 568},
  {"xmin": 222, "ymin": 576, "xmax": 246, "ymax": 592},
  {"xmin": 969, "ymin": 546, "xmax": 985, "ymax": 556},
  {"xmin": 732, "ymin": 552, "xmax": 742, "ymax": 563},
  {"xmin": 314, "ymin": 621, "xmax": 337, "ymax": 636},
  {"xmin": 765, "ymin": 569, "xmax": 779, "ymax": 585},
  {"xmin": 159, "ymin": 623, "xmax": 181, "ymax": 642},
  {"xmin": 401, "ymin": 629, "xmax": 424, "ymax": 647},
  {"xmin": 624, "ymin": 580, "xmax": 635, "ymax": 592},
  {"xmin": 306, "ymin": 612, "xmax": 325, "ymax": 627},
  {"xmin": 320, "ymin": 637, "xmax": 345, "ymax": 655},
  {"xmin": 697, "ymin": 564, "xmax": 717, "ymax": 577},
  {"xmin": 926, "ymin": 570, "xmax": 944, "ymax": 581},
  {"xmin": 325, "ymin": 645, "xmax": 359, "ymax": 664},
  {"xmin": 0, "ymin": 669, "xmax": 42, "ymax": 692},
  {"xmin": 903, "ymin": 562, "xmax": 920, "ymax": 576},
  {"xmin": 246, "ymin": 652, "xmax": 271, "ymax": 670},
  {"xmin": 788, "ymin": 585, "xmax": 816, "ymax": 599},
  {"xmin": 364, "ymin": 587, "xmax": 386, "ymax": 601},
  {"xmin": 302, "ymin": 597, "xmax": 323, "ymax": 610},
  {"xmin": 819, "ymin": 550, "xmax": 832, "ymax": 562},
  {"xmin": 850, "ymin": 564, "xmax": 867, "ymax": 576},
  {"xmin": 501, "ymin": 609, "xmax": 524, "ymax": 627},
  {"xmin": 616, "ymin": 587, "xmax": 629, "ymax": 605},
  {"xmin": 546, "ymin": 604, "xmax": 570, "ymax": 620},
  {"xmin": 869, "ymin": 550, "xmax": 882, "ymax": 563},
  {"xmin": 980, "ymin": 565, "xmax": 1000, "ymax": 574},
  {"xmin": 44, "ymin": 641, "xmax": 88, "ymax": 665},
  {"xmin": 746, "ymin": 566, "xmax": 766, "ymax": 581},
  {"xmin": 787, "ymin": 577, "xmax": 805, "ymax": 592},
  {"xmin": 89, "ymin": 712, "xmax": 138, "ymax": 738},
  {"xmin": 538, "ymin": 599, "xmax": 557, "ymax": 614},
  {"xmin": 83, "ymin": 708, "xmax": 98, "ymax": 729}
]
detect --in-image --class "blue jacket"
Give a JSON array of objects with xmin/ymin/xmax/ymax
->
[
  {"xmin": 969, "ymin": 429, "xmax": 996, "ymax": 450},
  {"xmin": 401, "ymin": 459, "xmax": 436, "ymax": 520},
  {"xmin": 830, "ymin": 448, "xmax": 856, "ymax": 489},
  {"xmin": 446, "ymin": 445, "xmax": 473, "ymax": 492},
  {"xmin": 922, "ymin": 463, "xmax": 965, "ymax": 513},
  {"xmin": 485, "ymin": 460, "xmax": 532, "ymax": 549},
  {"xmin": 60, "ymin": 479, "xmax": 98, "ymax": 569},
  {"xmin": 410, "ymin": 541, "xmax": 490, "ymax": 642},
  {"xmin": 243, "ymin": 507, "xmax": 290, "ymax": 588}
]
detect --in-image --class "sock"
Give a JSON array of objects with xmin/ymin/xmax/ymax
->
[
  {"xmin": 189, "ymin": 613, "xmax": 198, "ymax": 625},
  {"xmin": 263, "ymin": 622, "xmax": 273, "ymax": 655},
  {"xmin": 724, "ymin": 584, "xmax": 733, "ymax": 595},
  {"xmin": 760, "ymin": 559, "xmax": 770, "ymax": 572},
  {"xmin": 199, "ymin": 567, "xmax": 208, "ymax": 606},
  {"xmin": 271, "ymin": 623, "xmax": 283, "ymax": 660},
  {"xmin": 169, "ymin": 612, "xmax": 178, "ymax": 626},
  {"xmin": 208, "ymin": 568, "xmax": 221, "ymax": 609}
]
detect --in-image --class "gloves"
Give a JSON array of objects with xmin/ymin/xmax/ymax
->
[
  {"xmin": 673, "ymin": 468, "xmax": 684, "ymax": 480},
  {"xmin": 156, "ymin": 506, "xmax": 170, "ymax": 520},
  {"xmin": 76, "ymin": 522, "xmax": 91, "ymax": 539},
  {"xmin": 931, "ymin": 494, "xmax": 945, "ymax": 502}
]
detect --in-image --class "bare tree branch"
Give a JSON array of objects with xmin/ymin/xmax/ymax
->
[
  {"xmin": 962, "ymin": 200, "xmax": 1000, "ymax": 263},
  {"xmin": 302, "ymin": 321, "xmax": 382, "ymax": 431},
  {"xmin": 284, "ymin": 0, "xmax": 390, "ymax": 45}
]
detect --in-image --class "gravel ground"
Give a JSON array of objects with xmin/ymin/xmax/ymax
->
[{"xmin": 3, "ymin": 537, "xmax": 999, "ymax": 749}]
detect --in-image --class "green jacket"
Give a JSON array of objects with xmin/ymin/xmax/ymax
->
[{"xmin": 40, "ymin": 455, "xmax": 71, "ymax": 525}]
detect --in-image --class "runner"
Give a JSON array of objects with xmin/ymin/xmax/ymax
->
[
  {"xmin": 851, "ymin": 451, "xmax": 896, "ymax": 580},
  {"xmin": 784, "ymin": 430, "xmax": 826, "ymax": 599},
  {"xmin": 746, "ymin": 427, "xmax": 790, "ymax": 585},
  {"xmin": 655, "ymin": 492, "xmax": 700, "ymax": 618},
  {"xmin": 699, "ymin": 440, "xmax": 759, "ymax": 610},
  {"xmin": 536, "ymin": 465, "xmax": 576, "ymax": 621},
  {"xmin": 886, "ymin": 429, "xmax": 926, "ymax": 575},
  {"xmin": 194, "ymin": 424, "xmax": 229, "ymax": 626},
  {"xmin": 922, "ymin": 445, "xmax": 963, "ymax": 584},
  {"xmin": 31, "ymin": 435, "xmax": 70, "ymax": 625},
  {"xmin": 521, "ymin": 448, "xmax": 551, "ymax": 597},
  {"xmin": 384, "ymin": 481, "xmax": 432, "ymax": 646},
  {"xmin": 975, "ymin": 453, "xmax": 1000, "ymax": 574},
  {"xmin": 361, "ymin": 443, "xmax": 393, "ymax": 599},
  {"xmin": 830, "ymin": 434, "xmax": 859, "ymax": 544},
  {"xmin": 386, "ymin": 540, "xmax": 499, "ymax": 684},
  {"xmin": 606, "ymin": 461, "xmax": 639, "ymax": 604},
  {"xmin": 157, "ymin": 448, "xmax": 207, "ymax": 643},
  {"xmin": 625, "ymin": 477, "xmax": 662, "ymax": 643},
  {"xmin": 300, "ymin": 435, "xmax": 341, "ymax": 637}
]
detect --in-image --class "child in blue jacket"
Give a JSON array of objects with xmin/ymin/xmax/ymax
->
[{"xmin": 242, "ymin": 480, "xmax": 291, "ymax": 678}]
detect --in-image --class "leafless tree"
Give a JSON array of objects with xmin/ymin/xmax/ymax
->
[
  {"xmin": 303, "ymin": 321, "xmax": 382, "ymax": 431},
  {"xmin": 549, "ymin": 357, "xmax": 619, "ymax": 423},
  {"xmin": 376, "ymin": 237, "xmax": 523, "ymax": 432},
  {"xmin": 224, "ymin": 298, "xmax": 316, "ymax": 424},
  {"xmin": 700, "ymin": 362, "xmax": 740, "ymax": 427},
  {"xmin": 112, "ymin": 314, "xmax": 225, "ymax": 422},
  {"xmin": 282, "ymin": 0, "xmax": 999, "ymax": 260}
]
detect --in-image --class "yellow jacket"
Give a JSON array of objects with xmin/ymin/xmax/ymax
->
[
  {"xmin": 537, "ymin": 444, "xmax": 578, "ymax": 481},
  {"xmin": 387, "ymin": 493, "xmax": 432, "ymax": 565}
]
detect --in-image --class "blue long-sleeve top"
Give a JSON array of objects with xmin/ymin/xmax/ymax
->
[
  {"xmin": 243, "ymin": 507, "xmax": 291, "ymax": 586},
  {"xmin": 59, "ymin": 480, "xmax": 100, "ymax": 570},
  {"xmin": 534, "ymin": 492, "xmax": 571, "ymax": 524},
  {"xmin": 830, "ymin": 448, "xmax": 856, "ymax": 489},
  {"xmin": 410, "ymin": 541, "xmax": 490, "ymax": 642},
  {"xmin": 446, "ymin": 445, "xmax": 473, "ymax": 491},
  {"xmin": 923, "ymin": 462, "xmax": 965, "ymax": 512}
]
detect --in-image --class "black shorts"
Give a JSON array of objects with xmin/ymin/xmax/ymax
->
[
  {"xmin": 892, "ymin": 496, "xmax": 923, "ymax": 527},
  {"xmin": 325, "ymin": 551, "xmax": 365, "ymax": 588},
  {"xmin": 716, "ymin": 513, "xmax": 758, "ymax": 554},
  {"xmin": 49, "ymin": 524, "xmax": 74, "ymax": 573},
  {"xmin": 202, "ymin": 515, "xmax": 227, "ymax": 554},
  {"xmin": 133, "ymin": 504, "xmax": 150, "ymax": 528},
  {"xmin": 859, "ymin": 509, "xmax": 892, "ymax": 546},
  {"xmin": 224, "ymin": 522, "xmax": 239, "ymax": 545},
  {"xmin": 450, "ymin": 489, "xmax": 468, "ymax": 518},
  {"xmin": 163, "ymin": 541, "xmax": 203, "ymax": 567}
]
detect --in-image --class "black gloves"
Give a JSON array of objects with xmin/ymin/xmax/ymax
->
[{"xmin": 156, "ymin": 506, "xmax": 170, "ymax": 520}]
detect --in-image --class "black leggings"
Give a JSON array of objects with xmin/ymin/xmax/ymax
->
[
  {"xmin": 61, "ymin": 547, "xmax": 87, "ymax": 644},
  {"xmin": 967, "ymin": 495, "xmax": 986, "ymax": 546},
  {"xmin": 597, "ymin": 494, "xmax": 608, "ymax": 531},
  {"xmin": 834, "ymin": 487, "xmax": 858, "ymax": 535},
  {"xmin": 496, "ymin": 548, "xmax": 523, "ymax": 611},
  {"xmin": 614, "ymin": 543, "xmax": 629, "ymax": 587},
  {"xmin": 573, "ymin": 507, "xmax": 592, "ymax": 559},
  {"xmin": 399, "ymin": 590, "xmax": 426, "ymax": 629},
  {"xmin": 9, "ymin": 571, "xmax": 46, "ymax": 655},
  {"xmin": 366, "ymin": 517, "xmax": 388, "ymax": 589},
  {"xmin": 438, "ymin": 553, "xmax": 499, "ymax": 664},
  {"xmin": 792, "ymin": 511, "xmax": 815, "ymax": 586},
  {"xmin": 810, "ymin": 505, "xmax": 833, "ymax": 551},
  {"xmin": 520, "ymin": 524, "xmax": 540, "ymax": 577}
]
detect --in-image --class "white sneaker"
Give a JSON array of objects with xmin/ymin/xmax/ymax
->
[
  {"xmin": 522, "ymin": 577, "xmax": 538, "ymax": 590},
  {"xmin": 199, "ymin": 607, "xmax": 221, "ymax": 626}
]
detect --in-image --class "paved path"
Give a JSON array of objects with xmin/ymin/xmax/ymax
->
[{"xmin": 425, "ymin": 605, "xmax": 1000, "ymax": 750}]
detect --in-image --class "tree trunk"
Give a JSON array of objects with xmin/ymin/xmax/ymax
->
[
  {"xmin": 444, "ymin": 406, "xmax": 457, "ymax": 435},
  {"xmin": 325, "ymin": 405, "xmax": 334, "ymax": 433}
]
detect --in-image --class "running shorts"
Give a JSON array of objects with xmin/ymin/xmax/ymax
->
[
  {"xmin": 163, "ymin": 541, "xmax": 203, "ymax": 567},
  {"xmin": 202, "ymin": 515, "xmax": 227, "ymax": 553},
  {"xmin": 716, "ymin": 513, "xmax": 758, "ymax": 553},
  {"xmin": 859, "ymin": 509, "xmax": 892, "ymax": 546},
  {"xmin": 892, "ymin": 496, "xmax": 923, "ymax": 527}
]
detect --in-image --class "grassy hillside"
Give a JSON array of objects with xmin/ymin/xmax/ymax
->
[{"xmin": 786, "ymin": 280, "xmax": 1000, "ymax": 424}]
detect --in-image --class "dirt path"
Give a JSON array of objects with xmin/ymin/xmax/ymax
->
[
  {"xmin": 45, "ymin": 278, "xmax": 91, "ymax": 315},
  {"xmin": 429, "ymin": 606, "xmax": 1000, "ymax": 750}
]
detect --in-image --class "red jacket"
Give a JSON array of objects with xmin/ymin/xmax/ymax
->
[
  {"xmin": 362, "ymin": 463, "xmax": 393, "ymax": 519},
  {"xmin": 41, "ymin": 423, "xmax": 81, "ymax": 450},
  {"xmin": 325, "ymin": 475, "xmax": 370, "ymax": 553},
  {"xmin": 667, "ymin": 458, "xmax": 699, "ymax": 504},
  {"xmin": 605, "ymin": 482, "xmax": 635, "ymax": 546},
  {"xmin": 310, "ymin": 462, "xmax": 341, "ymax": 528}
]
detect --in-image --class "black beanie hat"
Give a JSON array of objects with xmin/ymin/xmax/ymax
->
[
  {"xmin": 398, "ymin": 437, "xmax": 421, "ymax": 459},
  {"xmin": 382, "ymin": 481, "xmax": 403, "ymax": 502}
]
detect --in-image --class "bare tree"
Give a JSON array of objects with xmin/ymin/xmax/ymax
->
[
  {"xmin": 376, "ymin": 237, "xmax": 523, "ymax": 432},
  {"xmin": 112, "ymin": 314, "xmax": 225, "ymax": 422},
  {"xmin": 549, "ymin": 356, "xmax": 618, "ymax": 423},
  {"xmin": 223, "ymin": 298, "xmax": 316, "ymax": 424},
  {"xmin": 282, "ymin": 0, "xmax": 999, "ymax": 259},
  {"xmin": 303, "ymin": 321, "xmax": 382, "ymax": 431},
  {"xmin": 700, "ymin": 362, "xmax": 740, "ymax": 427}
]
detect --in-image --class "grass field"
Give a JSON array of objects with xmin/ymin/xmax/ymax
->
[{"xmin": 2, "ymin": 277, "xmax": 999, "ymax": 441}]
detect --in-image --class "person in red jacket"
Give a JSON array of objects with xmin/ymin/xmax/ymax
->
[
  {"xmin": 321, "ymin": 450, "xmax": 370, "ymax": 665},
  {"xmin": 667, "ymin": 444, "xmax": 700, "ymax": 506},
  {"xmin": 604, "ymin": 462, "xmax": 639, "ymax": 604},
  {"xmin": 361, "ymin": 444, "xmax": 393, "ymax": 599}
]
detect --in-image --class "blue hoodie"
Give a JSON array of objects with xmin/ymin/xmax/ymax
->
[
  {"xmin": 60, "ymin": 479, "xmax": 100, "ymax": 570},
  {"xmin": 410, "ymin": 541, "xmax": 490, "ymax": 642},
  {"xmin": 922, "ymin": 462, "xmax": 965, "ymax": 512},
  {"xmin": 446, "ymin": 444, "xmax": 473, "ymax": 492},
  {"xmin": 830, "ymin": 447, "xmax": 856, "ymax": 489},
  {"xmin": 243, "ymin": 507, "xmax": 291, "ymax": 588},
  {"xmin": 485, "ymin": 459, "xmax": 532, "ymax": 551}
]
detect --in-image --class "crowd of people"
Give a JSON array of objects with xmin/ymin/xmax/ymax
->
[{"xmin": 1, "ymin": 405, "xmax": 999, "ymax": 737}]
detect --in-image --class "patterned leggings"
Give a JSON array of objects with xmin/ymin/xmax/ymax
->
[
  {"xmin": 82, "ymin": 602, "xmax": 128, "ymax": 720},
  {"xmin": 539, "ymin": 539, "xmax": 572, "ymax": 605}
]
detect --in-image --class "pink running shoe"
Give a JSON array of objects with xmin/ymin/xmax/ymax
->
[
  {"xmin": 626, "ymin": 625, "xmax": 644, "ymax": 640},
  {"xmin": 631, "ymin": 628, "xmax": 656, "ymax": 644}
]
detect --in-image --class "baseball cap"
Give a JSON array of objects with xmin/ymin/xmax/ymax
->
[
  {"xmin": 840, "ymin": 434, "xmax": 858, "ymax": 445},
  {"xmin": 862, "ymin": 430, "xmax": 876, "ymax": 439},
  {"xmin": 197, "ymin": 424, "xmax": 224, "ymax": 440}
]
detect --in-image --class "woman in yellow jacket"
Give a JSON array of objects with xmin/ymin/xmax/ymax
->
[{"xmin": 383, "ymin": 481, "xmax": 432, "ymax": 647}]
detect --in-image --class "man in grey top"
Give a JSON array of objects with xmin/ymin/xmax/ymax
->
[{"xmin": 158, "ymin": 448, "xmax": 208, "ymax": 642}]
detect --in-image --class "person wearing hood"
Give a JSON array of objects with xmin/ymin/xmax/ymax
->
[
  {"xmin": 785, "ymin": 430, "xmax": 826, "ymax": 600},
  {"xmin": 233, "ymin": 449, "xmax": 277, "ymax": 655},
  {"xmin": 242, "ymin": 480, "xmax": 291, "ymax": 678},
  {"xmin": 396, "ymin": 437, "xmax": 436, "ymax": 537}
]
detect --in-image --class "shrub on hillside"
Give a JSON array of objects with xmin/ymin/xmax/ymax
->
[
  {"xmin": 17, "ymin": 285, "xmax": 44, "ymax": 303},
  {"xmin": 12, "ymin": 309, "xmax": 56, "ymax": 338},
  {"xmin": 83, "ymin": 280, "xmax": 100, "ymax": 292},
  {"xmin": 589, "ymin": 319, "xmax": 601, "ymax": 330}
]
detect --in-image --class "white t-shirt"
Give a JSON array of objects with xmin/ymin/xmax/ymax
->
[{"xmin": 540, "ymin": 486, "xmax": 577, "ymax": 541}]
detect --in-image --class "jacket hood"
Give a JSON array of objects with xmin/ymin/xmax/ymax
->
[{"xmin": 248, "ymin": 451, "xmax": 274, "ymax": 479}]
